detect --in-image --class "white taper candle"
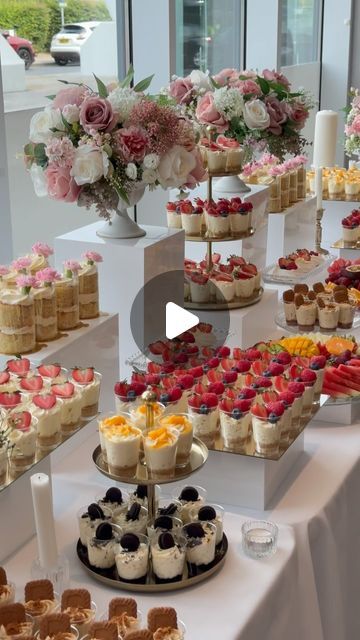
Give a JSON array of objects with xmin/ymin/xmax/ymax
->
[
  {"xmin": 312, "ymin": 110, "xmax": 338, "ymax": 168},
  {"xmin": 315, "ymin": 167, "xmax": 323, "ymax": 210},
  {"xmin": 30, "ymin": 473, "xmax": 58, "ymax": 569}
]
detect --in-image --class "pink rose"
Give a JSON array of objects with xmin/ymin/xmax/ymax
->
[
  {"xmin": 53, "ymin": 86, "xmax": 87, "ymax": 110},
  {"xmin": 213, "ymin": 68, "xmax": 239, "ymax": 86},
  {"xmin": 233, "ymin": 79, "xmax": 261, "ymax": 96},
  {"xmin": 347, "ymin": 114, "xmax": 360, "ymax": 135},
  {"xmin": 45, "ymin": 164, "xmax": 80, "ymax": 202},
  {"xmin": 265, "ymin": 96, "xmax": 287, "ymax": 135},
  {"xmin": 79, "ymin": 97, "xmax": 117, "ymax": 134},
  {"xmin": 184, "ymin": 147, "xmax": 207, "ymax": 189},
  {"xmin": 112, "ymin": 126, "xmax": 148, "ymax": 162},
  {"xmin": 352, "ymin": 95, "xmax": 360, "ymax": 109},
  {"xmin": 239, "ymin": 69, "xmax": 257, "ymax": 79},
  {"xmin": 286, "ymin": 101, "xmax": 309, "ymax": 130},
  {"xmin": 195, "ymin": 93, "xmax": 228, "ymax": 133},
  {"xmin": 262, "ymin": 68, "xmax": 291, "ymax": 90},
  {"xmin": 169, "ymin": 77, "xmax": 194, "ymax": 105}
]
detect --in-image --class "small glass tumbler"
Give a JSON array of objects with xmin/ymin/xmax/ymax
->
[{"xmin": 241, "ymin": 520, "xmax": 278, "ymax": 559}]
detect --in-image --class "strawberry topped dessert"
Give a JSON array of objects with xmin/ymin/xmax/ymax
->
[
  {"xmin": 166, "ymin": 201, "xmax": 182, "ymax": 229},
  {"xmin": 341, "ymin": 210, "xmax": 360, "ymax": 244},
  {"xmin": 251, "ymin": 401, "xmax": 285, "ymax": 456},
  {"xmin": 30, "ymin": 392, "xmax": 63, "ymax": 449},
  {"xmin": 37, "ymin": 363, "xmax": 68, "ymax": 385},
  {"xmin": 188, "ymin": 392, "xmax": 219, "ymax": 446},
  {"xmin": 179, "ymin": 200, "xmax": 204, "ymax": 236},
  {"xmin": 51, "ymin": 381, "xmax": 82, "ymax": 434},
  {"xmin": 6, "ymin": 357, "xmax": 31, "ymax": 378},
  {"xmin": 219, "ymin": 397, "xmax": 252, "ymax": 450},
  {"xmin": 71, "ymin": 366, "xmax": 101, "ymax": 419}
]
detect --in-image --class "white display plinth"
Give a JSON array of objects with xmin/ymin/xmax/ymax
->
[
  {"xmin": 0, "ymin": 456, "xmax": 50, "ymax": 563},
  {"xmin": 322, "ymin": 199, "xmax": 360, "ymax": 255},
  {"xmin": 313, "ymin": 401, "xmax": 360, "ymax": 426},
  {"xmin": 55, "ymin": 223, "xmax": 184, "ymax": 375},
  {"xmin": 193, "ymin": 433, "xmax": 304, "ymax": 510},
  {"xmin": 266, "ymin": 197, "xmax": 317, "ymax": 266}
]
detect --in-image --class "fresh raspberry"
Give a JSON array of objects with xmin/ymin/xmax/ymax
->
[
  {"xmin": 206, "ymin": 357, "xmax": 220, "ymax": 369},
  {"xmin": 301, "ymin": 368, "xmax": 317, "ymax": 383},
  {"xmin": 169, "ymin": 386, "xmax": 182, "ymax": 401},
  {"xmin": 176, "ymin": 374, "xmax": 194, "ymax": 390},
  {"xmin": 238, "ymin": 387, "xmax": 256, "ymax": 400},
  {"xmin": 253, "ymin": 376, "xmax": 272, "ymax": 388},
  {"xmin": 189, "ymin": 366, "xmax": 203, "ymax": 379},
  {"xmin": 245, "ymin": 348, "xmax": 262, "ymax": 361},
  {"xmin": 265, "ymin": 401, "xmax": 285, "ymax": 417},
  {"xmin": 278, "ymin": 391, "xmax": 295, "ymax": 406},
  {"xmin": 223, "ymin": 371, "xmax": 237, "ymax": 384},
  {"xmin": 216, "ymin": 346, "xmax": 231, "ymax": 358},
  {"xmin": 208, "ymin": 381, "xmax": 225, "ymax": 396},
  {"xmin": 273, "ymin": 351, "xmax": 292, "ymax": 365},
  {"xmin": 267, "ymin": 362, "xmax": 284, "ymax": 376},
  {"xmin": 201, "ymin": 392, "xmax": 218, "ymax": 408},
  {"xmin": 145, "ymin": 374, "xmax": 161, "ymax": 386},
  {"xmin": 235, "ymin": 360, "xmax": 251, "ymax": 373},
  {"xmin": 309, "ymin": 355, "xmax": 326, "ymax": 370},
  {"xmin": 288, "ymin": 381, "xmax": 305, "ymax": 395},
  {"xmin": 234, "ymin": 398, "xmax": 252, "ymax": 412}
]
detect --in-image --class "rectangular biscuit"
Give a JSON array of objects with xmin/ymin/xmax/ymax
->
[
  {"xmin": 39, "ymin": 613, "xmax": 71, "ymax": 639},
  {"xmin": 0, "ymin": 603, "xmax": 26, "ymax": 626},
  {"xmin": 25, "ymin": 579, "xmax": 54, "ymax": 602},
  {"xmin": 147, "ymin": 607, "xmax": 177, "ymax": 632},
  {"xmin": 61, "ymin": 589, "xmax": 91, "ymax": 610},
  {"xmin": 89, "ymin": 622, "xmax": 118, "ymax": 640},
  {"xmin": 108, "ymin": 597, "xmax": 137, "ymax": 619},
  {"xmin": 126, "ymin": 631, "xmax": 153, "ymax": 640},
  {"xmin": 0, "ymin": 567, "xmax": 7, "ymax": 586}
]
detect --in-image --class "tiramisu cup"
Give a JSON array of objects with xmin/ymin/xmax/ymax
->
[
  {"xmin": 61, "ymin": 589, "xmax": 96, "ymax": 637},
  {"xmin": 0, "ymin": 568, "xmax": 15, "ymax": 607},
  {"xmin": 295, "ymin": 294, "xmax": 317, "ymax": 330},
  {"xmin": 317, "ymin": 299, "xmax": 339, "ymax": 330},
  {"xmin": 0, "ymin": 603, "xmax": 34, "ymax": 640},
  {"xmin": 282, "ymin": 290, "xmax": 296, "ymax": 325},
  {"xmin": 106, "ymin": 597, "xmax": 141, "ymax": 639},
  {"xmin": 24, "ymin": 580, "xmax": 59, "ymax": 631}
]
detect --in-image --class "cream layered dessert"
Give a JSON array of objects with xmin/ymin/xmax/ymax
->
[
  {"xmin": 97, "ymin": 413, "xmax": 131, "ymax": 460},
  {"xmin": 309, "ymin": 355, "xmax": 326, "ymax": 397},
  {"xmin": 233, "ymin": 270, "xmax": 255, "ymax": 299},
  {"xmin": 342, "ymin": 211, "xmax": 360, "ymax": 243},
  {"xmin": 317, "ymin": 299, "xmax": 340, "ymax": 330},
  {"xmin": 282, "ymin": 290, "xmax": 297, "ymax": 325},
  {"xmin": 87, "ymin": 522, "xmax": 120, "ymax": 569},
  {"xmin": 61, "ymin": 588, "xmax": 96, "ymax": 636},
  {"xmin": 159, "ymin": 414, "xmax": 193, "ymax": 466},
  {"xmin": 173, "ymin": 485, "xmax": 206, "ymax": 524},
  {"xmin": 103, "ymin": 421, "xmax": 142, "ymax": 477},
  {"xmin": 219, "ymin": 397, "xmax": 252, "ymax": 450},
  {"xmin": 189, "ymin": 273, "xmax": 210, "ymax": 304},
  {"xmin": 206, "ymin": 209, "xmax": 230, "ymax": 238},
  {"xmin": 251, "ymin": 401, "xmax": 284, "ymax": 457},
  {"xmin": 0, "ymin": 289, "xmax": 36, "ymax": 355},
  {"xmin": 166, "ymin": 203, "xmax": 182, "ymax": 229},
  {"xmin": 96, "ymin": 486, "xmax": 128, "ymax": 515},
  {"xmin": 143, "ymin": 426, "xmax": 179, "ymax": 478},
  {"xmin": 24, "ymin": 579, "xmax": 59, "ymax": 629},
  {"xmin": 294, "ymin": 294, "xmax": 317, "ymax": 330},
  {"xmin": 182, "ymin": 521, "xmax": 216, "ymax": 566},
  {"xmin": 130, "ymin": 402, "xmax": 165, "ymax": 431},
  {"xmin": 287, "ymin": 381, "xmax": 305, "ymax": 434},
  {"xmin": 78, "ymin": 503, "xmax": 112, "ymax": 546},
  {"xmin": 0, "ymin": 603, "xmax": 34, "ymax": 639},
  {"xmin": 8, "ymin": 416, "xmax": 37, "ymax": 472},
  {"xmin": 148, "ymin": 607, "xmax": 183, "ymax": 640},
  {"xmin": 51, "ymin": 382, "xmax": 82, "ymax": 434},
  {"xmin": 30, "ymin": 393, "xmax": 62, "ymax": 449},
  {"xmin": 107, "ymin": 597, "xmax": 140, "ymax": 639},
  {"xmin": 70, "ymin": 367, "xmax": 101, "ymax": 419},
  {"xmin": 0, "ymin": 568, "xmax": 15, "ymax": 607},
  {"xmin": 151, "ymin": 531, "xmax": 186, "ymax": 583},
  {"xmin": 229, "ymin": 201, "xmax": 252, "ymax": 236},
  {"xmin": 79, "ymin": 251, "xmax": 102, "ymax": 319},
  {"xmin": 187, "ymin": 392, "xmax": 218, "ymax": 446},
  {"xmin": 114, "ymin": 381, "xmax": 147, "ymax": 414},
  {"xmin": 213, "ymin": 274, "xmax": 235, "ymax": 303},
  {"xmin": 179, "ymin": 201, "xmax": 203, "ymax": 236},
  {"xmin": 112, "ymin": 503, "xmax": 148, "ymax": 535},
  {"xmin": 115, "ymin": 533, "xmax": 149, "ymax": 583},
  {"xmin": 190, "ymin": 504, "xmax": 224, "ymax": 546}
]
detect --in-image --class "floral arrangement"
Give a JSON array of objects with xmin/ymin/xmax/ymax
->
[
  {"xmin": 345, "ymin": 87, "xmax": 360, "ymax": 157},
  {"xmin": 241, "ymin": 152, "xmax": 307, "ymax": 179},
  {"xmin": 168, "ymin": 68, "xmax": 313, "ymax": 160},
  {"xmin": 24, "ymin": 68, "xmax": 206, "ymax": 219}
]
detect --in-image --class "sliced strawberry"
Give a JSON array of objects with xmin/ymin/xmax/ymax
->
[
  {"xmin": 8, "ymin": 410, "xmax": 32, "ymax": 431},
  {"xmin": 292, "ymin": 356, "xmax": 310, "ymax": 369},
  {"xmin": 201, "ymin": 392, "xmax": 218, "ymax": 408},
  {"xmin": 208, "ymin": 381, "xmax": 225, "ymax": 396},
  {"xmin": 147, "ymin": 362, "xmax": 162, "ymax": 374},
  {"xmin": 244, "ymin": 373, "xmax": 255, "ymax": 387},
  {"xmin": 241, "ymin": 263, "xmax": 258, "ymax": 275},
  {"xmin": 148, "ymin": 341, "xmax": 167, "ymax": 355},
  {"xmin": 233, "ymin": 398, "xmax": 252, "ymax": 412},
  {"xmin": 252, "ymin": 376, "xmax": 272, "ymax": 389},
  {"xmin": 160, "ymin": 376, "xmax": 175, "ymax": 390},
  {"xmin": 219, "ymin": 397, "xmax": 233, "ymax": 413},
  {"xmin": 176, "ymin": 374, "xmax": 194, "ymax": 390},
  {"xmin": 219, "ymin": 264, "xmax": 234, "ymax": 274},
  {"xmin": 262, "ymin": 391, "xmax": 278, "ymax": 404},
  {"xmin": 273, "ymin": 376, "xmax": 289, "ymax": 393},
  {"xmin": 37, "ymin": 364, "xmax": 61, "ymax": 379},
  {"xmin": 177, "ymin": 330, "xmax": 196, "ymax": 343},
  {"xmin": 188, "ymin": 365, "xmax": 203, "ymax": 380},
  {"xmin": 51, "ymin": 382, "xmax": 75, "ymax": 398},
  {"xmin": 237, "ymin": 387, "xmax": 257, "ymax": 400},
  {"xmin": 20, "ymin": 376, "xmax": 44, "ymax": 392},
  {"xmin": 232, "ymin": 348, "xmax": 247, "ymax": 360},
  {"xmin": 202, "ymin": 347, "xmax": 216, "ymax": 359},
  {"xmin": 245, "ymin": 348, "xmax": 262, "ymax": 361},
  {"xmin": 212, "ymin": 253, "xmax": 221, "ymax": 264},
  {"xmin": 278, "ymin": 391, "xmax": 295, "ymax": 406},
  {"xmin": 266, "ymin": 362, "xmax": 285, "ymax": 377},
  {"xmin": 251, "ymin": 361, "xmax": 267, "ymax": 376},
  {"xmin": 0, "ymin": 372, "xmax": 10, "ymax": 385},
  {"xmin": 220, "ymin": 358, "xmax": 236, "ymax": 372},
  {"xmin": 228, "ymin": 255, "xmax": 246, "ymax": 267},
  {"xmin": 289, "ymin": 364, "xmax": 302, "ymax": 380},
  {"xmin": 161, "ymin": 362, "xmax": 176, "ymax": 374},
  {"xmin": 251, "ymin": 403, "xmax": 267, "ymax": 418},
  {"xmin": 206, "ymin": 369, "xmax": 222, "ymax": 384},
  {"xmin": 194, "ymin": 382, "xmax": 207, "ymax": 395},
  {"xmin": 33, "ymin": 393, "xmax": 57, "ymax": 410},
  {"xmin": 0, "ymin": 391, "xmax": 21, "ymax": 408},
  {"xmin": 145, "ymin": 373, "xmax": 161, "ymax": 386},
  {"xmin": 215, "ymin": 273, "xmax": 233, "ymax": 282},
  {"xmin": 7, "ymin": 357, "xmax": 31, "ymax": 376},
  {"xmin": 216, "ymin": 346, "xmax": 231, "ymax": 358},
  {"xmin": 71, "ymin": 367, "xmax": 95, "ymax": 384}
]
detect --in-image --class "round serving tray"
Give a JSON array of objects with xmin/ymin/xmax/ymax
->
[
  {"xmin": 76, "ymin": 534, "xmax": 228, "ymax": 593},
  {"xmin": 92, "ymin": 438, "xmax": 208, "ymax": 486},
  {"xmin": 185, "ymin": 227, "xmax": 254, "ymax": 242},
  {"xmin": 331, "ymin": 238, "xmax": 360, "ymax": 250},
  {"xmin": 275, "ymin": 308, "xmax": 360, "ymax": 334},
  {"xmin": 184, "ymin": 287, "xmax": 263, "ymax": 311}
]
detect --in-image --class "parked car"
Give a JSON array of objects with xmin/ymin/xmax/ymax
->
[
  {"xmin": 50, "ymin": 22, "xmax": 100, "ymax": 65},
  {"xmin": 2, "ymin": 31, "xmax": 35, "ymax": 69}
]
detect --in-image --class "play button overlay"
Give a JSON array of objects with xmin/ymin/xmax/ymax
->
[
  {"xmin": 130, "ymin": 270, "xmax": 231, "ymax": 363},
  {"xmin": 166, "ymin": 302, "xmax": 199, "ymax": 339}
]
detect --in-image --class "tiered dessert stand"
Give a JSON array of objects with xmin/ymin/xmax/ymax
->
[
  {"xmin": 77, "ymin": 389, "xmax": 228, "ymax": 592},
  {"xmin": 184, "ymin": 167, "xmax": 263, "ymax": 311}
]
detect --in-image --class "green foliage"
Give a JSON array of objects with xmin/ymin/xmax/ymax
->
[{"xmin": 0, "ymin": 0, "xmax": 111, "ymax": 52}]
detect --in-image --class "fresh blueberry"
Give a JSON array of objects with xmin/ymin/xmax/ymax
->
[
  {"xmin": 295, "ymin": 377, "xmax": 302, "ymax": 382},
  {"xmin": 231, "ymin": 408, "xmax": 242, "ymax": 419},
  {"xmin": 263, "ymin": 370, "xmax": 271, "ymax": 377},
  {"xmin": 310, "ymin": 363, "xmax": 320, "ymax": 370},
  {"xmin": 199, "ymin": 404, "xmax": 209, "ymax": 415},
  {"xmin": 268, "ymin": 412, "xmax": 278, "ymax": 424},
  {"xmin": 160, "ymin": 393, "xmax": 170, "ymax": 403},
  {"xmin": 127, "ymin": 389, "xmax": 136, "ymax": 399}
]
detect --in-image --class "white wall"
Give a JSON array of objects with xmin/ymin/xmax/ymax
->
[
  {"xmin": 0, "ymin": 64, "xmax": 13, "ymax": 263},
  {"xmin": 0, "ymin": 35, "xmax": 25, "ymax": 93},
  {"xmin": 246, "ymin": 0, "xmax": 280, "ymax": 70},
  {"xmin": 282, "ymin": 62, "xmax": 321, "ymax": 150},
  {"xmin": 80, "ymin": 22, "xmax": 118, "ymax": 78}
]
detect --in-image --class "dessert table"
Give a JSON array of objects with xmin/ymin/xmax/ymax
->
[{"xmin": 3, "ymin": 415, "xmax": 360, "ymax": 640}]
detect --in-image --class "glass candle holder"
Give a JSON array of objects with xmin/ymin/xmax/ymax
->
[{"xmin": 241, "ymin": 520, "xmax": 278, "ymax": 559}]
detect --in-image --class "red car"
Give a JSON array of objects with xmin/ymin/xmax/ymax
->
[{"xmin": 2, "ymin": 31, "xmax": 35, "ymax": 69}]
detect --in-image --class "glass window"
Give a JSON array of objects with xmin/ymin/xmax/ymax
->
[
  {"xmin": 175, "ymin": 0, "xmax": 242, "ymax": 76},
  {"xmin": 280, "ymin": 0, "xmax": 322, "ymax": 66}
]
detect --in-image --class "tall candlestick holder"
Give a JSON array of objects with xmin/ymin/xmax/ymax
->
[{"xmin": 315, "ymin": 207, "xmax": 329, "ymax": 255}]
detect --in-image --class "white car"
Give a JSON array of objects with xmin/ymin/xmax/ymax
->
[{"xmin": 50, "ymin": 22, "xmax": 100, "ymax": 65}]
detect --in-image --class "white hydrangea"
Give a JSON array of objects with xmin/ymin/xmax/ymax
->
[
  {"xmin": 125, "ymin": 163, "xmax": 137, "ymax": 180},
  {"xmin": 142, "ymin": 168, "xmax": 158, "ymax": 184},
  {"xmin": 143, "ymin": 153, "xmax": 160, "ymax": 170},
  {"xmin": 213, "ymin": 87, "xmax": 244, "ymax": 119},
  {"xmin": 107, "ymin": 87, "xmax": 141, "ymax": 122}
]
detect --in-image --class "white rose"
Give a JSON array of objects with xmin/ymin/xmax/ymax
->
[
  {"xmin": 157, "ymin": 145, "xmax": 196, "ymax": 189},
  {"xmin": 62, "ymin": 104, "xmax": 80, "ymax": 124},
  {"xmin": 30, "ymin": 163, "xmax": 48, "ymax": 197},
  {"xmin": 125, "ymin": 163, "xmax": 137, "ymax": 180},
  {"xmin": 71, "ymin": 144, "xmax": 110, "ymax": 185},
  {"xmin": 29, "ymin": 107, "xmax": 64, "ymax": 143},
  {"xmin": 142, "ymin": 168, "xmax": 158, "ymax": 184},
  {"xmin": 189, "ymin": 69, "xmax": 211, "ymax": 91},
  {"xmin": 243, "ymin": 99, "xmax": 270, "ymax": 130},
  {"xmin": 143, "ymin": 153, "xmax": 160, "ymax": 170}
]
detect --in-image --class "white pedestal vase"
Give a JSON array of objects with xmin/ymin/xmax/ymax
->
[
  {"xmin": 96, "ymin": 187, "xmax": 146, "ymax": 239},
  {"xmin": 215, "ymin": 174, "xmax": 251, "ymax": 194}
]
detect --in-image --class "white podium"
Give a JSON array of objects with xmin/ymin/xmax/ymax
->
[
  {"xmin": 55, "ymin": 223, "xmax": 184, "ymax": 375},
  {"xmin": 266, "ymin": 196, "xmax": 317, "ymax": 266}
]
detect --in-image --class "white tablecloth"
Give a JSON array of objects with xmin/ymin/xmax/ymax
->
[{"xmin": 3, "ymin": 418, "xmax": 360, "ymax": 640}]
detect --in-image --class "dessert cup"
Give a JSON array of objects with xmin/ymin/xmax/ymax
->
[
  {"xmin": 72, "ymin": 371, "xmax": 102, "ymax": 420},
  {"xmin": 338, "ymin": 302, "xmax": 355, "ymax": 329},
  {"xmin": 288, "ymin": 389, "xmax": 303, "ymax": 436},
  {"xmin": 143, "ymin": 426, "xmax": 179, "ymax": 478},
  {"xmin": 295, "ymin": 302, "xmax": 317, "ymax": 331},
  {"xmin": 283, "ymin": 301, "xmax": 297, "ymax": 325},
  {"xmin": 115, "ymin": 532, "xmax": 149, "ymax": 583},
  {"xmin": 96, "ymin": 486, "xmax": 129, "ymax": 515},
  {"xmin": 189, "ymin": 503, "xmax": 224, "ymax": 545},
  {"xmin": 33, "ymin": 285, "xmax": 58, "ymax": 342},
  {"xmin": 0, "ymin": 290, "xmax": 36, "ymax": 354},
  {"xmin": 225, "ymin": 147, "xmax": 243, "ymax": 172},
  {"xmin": 97, "ymin": 412, "xmax": 133, "ymax": 461},
  {"xmin": 151, "ymin": 530, "xmax": 186, "ymax": 583},
  {"xmin": 206, "ymin": 213, "xmax": 230, "ymax": 238},
  {"xmin": 172, "ymin": 485, "xmax": 207, "ymax": 524},
  {"xmin": 61, "ymin": 602, "xmax": 97, "ymax": 637},
  {"xmin": 158, "ymin": 414, "xmax": 193, "ymax": 467},
  {"xmin": 187, "ymin": 405, "xmax": 218, "ymax": 447},
  {"xmin": 301, "ymin": 383, "xmax": 315, "ymax": 419},
  {"xmin": 251, "ymin": 415, "xmax": 281, "ymax": 457},
  {"xmin": 152, "ymin": 620, "xmax": 186, "ymax": 640},
  {"xmin": 24, "ymin": 595, "xmax": 60, "ymax": 632},
  {"xmin": 147, "ymin": 514, "xmax": 183, "ymax": 539},
  {"xmin": 156, "ymin": 497, "xmax": 182, "ymax": 520},
  {"xmin": 8, "ymin": 421, "xmax": 38, "ymax": 473},
  {"xmin": 279, "ymin": 406, "xmax": 292, "ymax": 448},
  {"xmin": 214, "ymin": 279, "xmax": 235, "ymax": 303},
  {"xmin": 30, "ymin": 395, "xmax": 62, "ymax": 450},
  {"xmin": 0, "ymin": 581, "xmax": 16, "ymax": 607},
  {"xmin": 99, "ymin": 608, "xmax": 142, "ymax": 638},
  {"xmin": 78, "ymin": 264, "xmax": 99, "ymax": 319},
  {"xmin": 280, "ymin": 172, "xmax": 290, "ymax": 209},
  {"xmin": 234, "ymin": 275, "xmax": 255, "ymax": 299},
  {"xmin": 38, "ymin": 366, "xmax": 68, "ymax": 386},
  {"xmin": 181, "ymin": 213, "xmax": 202, "ymax": 236},
  {"xmin": 77, "ymin": 503, "xmax": 112, "ymax": 546},
  {"xmin": 114, "ymin": 392, "xmax": 142, "ymax": 415},
  {"xmin": 182, "ymin": 521, "xmax": 216, "ymax": 567},
  {"xmin": 87, "ymin": 523, "xmax": 122, "ymax": 569},
  {"xmin": 229, "ymin": 211, "xmax": 250, "ymax": 236},
  {"xmin": 55, "ymin": 277, "xmax": 79, "ymax": 330},
  {"xmin": 318, "ymin": 304, "xmax": 340, "ymax": 331},
  {"xmin": 54, "ymin": 387, "xmax": 82, "ymax": 435},
  {"xmin": 112, "ymin": 504, "xmax": 148, "ymax": 536},
  {"xmin": 130, "ymin": 402, "xmax": 165, "ymax": 431},
  {"xmin": 104, "ymin": 421, "xmax": 142, "ymax": 477},
  {"xmin": 219, "ymin": 407, "xmax": 251, "ymax": 451},
  {"xmin": 206, "ymin": 149, "xmax": 226, "ymax": 173},
  {"xmin": 342, "ymin": 226, "xmax": 359, "ymax": 243},
  {"xmin": 166, "ymin": 210, "xmax": 182, "ymax": 229},
  {"xmin": 189, "ymin": 278, "xmax": 210, "ymax": 303}
]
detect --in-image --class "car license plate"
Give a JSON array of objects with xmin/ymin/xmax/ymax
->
[{"xmin": 59, "ymin": 38, "xmax": 69, "ymax": 44}]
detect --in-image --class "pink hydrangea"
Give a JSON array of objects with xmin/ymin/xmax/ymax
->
[
  {"xmin": 12, "ymin": 257, "xmax": 31, "ymax": 271},
  {"xmin": 346, "ymin": 114, "xmax": 360, "ymax": 136},
  {"xmin": 233, "ymin": 79, "xmax": 261, "ymax": 96},
  {"xmin": 16, "ymin": 275, "xmax": 37, "ymax": 290},
  {"xmin": 64, "ymin": 260, "xmax": 81, "ymax": 274},
  {"xmin": 82, "ymin": 251, "xmax": 103, "ymax": 264},
  {"xmin": 36, "ymin": 267, "xmax": 61, "ymax": 285},
  {"xmin": 45, "ymin": 138, "xmax": 75, "ymax": 169},
  {"xmin": 53, "ymin": 86, "xmax": 87, "ymax": 110},
  {"xmin": 32, "ymin": 242, "xmax": 54, "ymax": 257},
  {"xmin": 0, "ymin": 266, "xmax": 9, "ymax": 277}
]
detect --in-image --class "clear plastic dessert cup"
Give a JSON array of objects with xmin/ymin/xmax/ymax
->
[
  {"xmin": 241, "ymin": 520, "xmax": 278, "ymax": 559},
  {"xmin": 152, "ymin": 619, "xmax": 186, "ymax": 640},
  {"xmin": 98, "ymin": 608, "xmax": 143, "ymax": 637},
  {"xmin": 0, "ymin": 581, "xmax": 16, "ymax": 606},
  {"xmin": 150, "ymin": 529, "xmax": 186, "ymax": 583},
  {"xmin": 143, "ymin": 426, "xmax": 179, "ymax": 479},
  {"xmin": 112, "ymin": 504, "xmax": 148, "ymax": 536},
  {"xmin": 158, "ymin": 413, "xmax": 193, "ymax": 467},
  {"xmin": 147, "ymin": 515, "xmax": 183, "ymax": 539},
  {"xmin": 189, "ymin": 503, "xmax": 224, "ymax": 545},
  {"xmin": 61, "ymin": 604, "xmax": 97, "ymax": 637},
  {"xmin": 97, "ymin": 411, "xmax": 133, "ymax": 462},
  {"xmin": 251, "ymin": 415, "xmax": 281, "ymax": 458},
  {"xmin": 171, "ymin": 485, "xmax": 207, "ymax": 524},
  {"xmin": 77, "ymin": 503, "xmax": 112, "ymax": 547},
  {"xmin": 114, "ymin": 532, "xmax": 150, "ymax": 583}
]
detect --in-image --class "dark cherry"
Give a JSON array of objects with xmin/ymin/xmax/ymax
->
[
  {"xmin": 158, "ymin": 503, "xmax": 177, "ymax": 516},
  {"xmin": 158, "ymin": 532, "xmax": 175, "ymax": 550},
  {"xmin": 87, "ymin": 503, "xmax": 104, "ymax": 520},
  {"xmin": 126, "ymin": 502, "xmax": 141, "ymax": 521},
  {"xmin": 154, "ymin": 515, "xmax": 173, "ymax": 530},
  {"xmin": 135, "ymin": 485, "xmax": 147, "ymax": 499},
  {"xmin": 198, "ymin": 506, "xmax": 216, "ymax": 521},
  {"xmin": 120, "ymin": 533, "xmax": 140, "ymax": 552},
  {"xmin": 179, "ymin": 486, "xmax": 199, "ymax": 502},
  {"xmin": 186, "ymin": 523, "xmax": 205, "ymax": 538},
  {"xmin": 96, "ymin": 522, "xmax": 113, "ymax": 540},
  {"xmin": 104, "ymin": 487, "xmax": 123, "ymax": 504}
]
